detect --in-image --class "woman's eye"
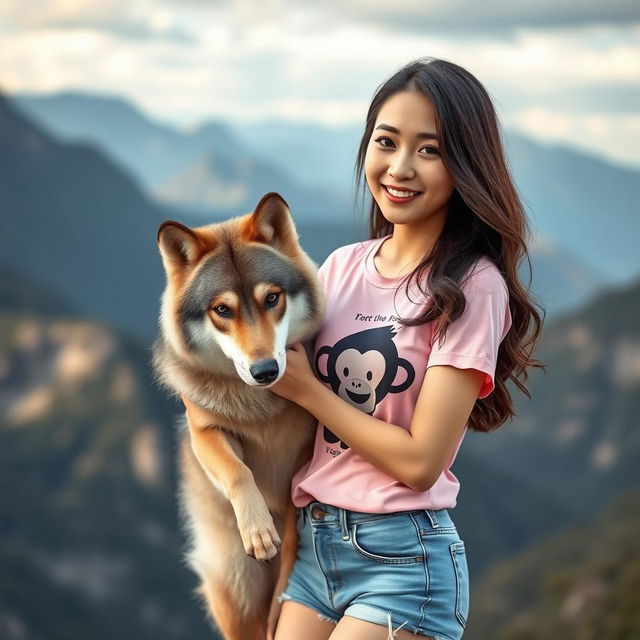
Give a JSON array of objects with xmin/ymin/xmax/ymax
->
[
  {"xmin": 374, "ymin": 136, "xmax": 395, "ymax": 148},
  {"xmin": 420, "ymin": 145, "xmax": 440, "ymax": 156},
  {"xmin": 265, "ymin": 293, "xmax": 280, "ymax": 307}
]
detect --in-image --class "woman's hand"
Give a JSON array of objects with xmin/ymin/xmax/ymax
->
[{"xmin": 270, "ymin": 342, "xmax": 320, "ymax": 407}]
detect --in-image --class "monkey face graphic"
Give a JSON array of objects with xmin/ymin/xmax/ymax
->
[
  {"xmin": 334, "ymin": 347, "xmax": 385, "ymax": 413},
  {"xmin": 315, "ymin": 326, "xmax": 415, "ymax": 451}
]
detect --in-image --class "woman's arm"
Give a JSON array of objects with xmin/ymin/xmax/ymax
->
[{"xmin": 271, "ymin": 343, "xmax": 485, "ymax": 492}]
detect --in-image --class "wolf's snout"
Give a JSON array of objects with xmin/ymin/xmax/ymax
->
[{"xmin": 250, "ymin": 359, "xmax": 279, "ymax": 384}]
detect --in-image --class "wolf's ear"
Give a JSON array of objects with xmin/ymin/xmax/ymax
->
[
  {"xmin": 157, "ymin": 221, "xmax": 205, "ymax": 270},
  {"xmin": 242, "ymin": 192, "xmax": 300, "ymax": 256}
]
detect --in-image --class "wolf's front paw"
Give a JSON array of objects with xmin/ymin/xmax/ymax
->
[{"xmin": 240, "ymin": 514, "xmax": 282, "ymax": 562}]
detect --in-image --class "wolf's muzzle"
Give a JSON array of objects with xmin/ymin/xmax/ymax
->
[{"xmin": 250, "ymin": 359, "xmax": 280, "ymax": 384}]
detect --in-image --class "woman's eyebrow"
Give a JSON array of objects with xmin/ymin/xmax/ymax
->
[{"xmin": 374, "ymin": 123, "xmax": 438, "ymax": 140}]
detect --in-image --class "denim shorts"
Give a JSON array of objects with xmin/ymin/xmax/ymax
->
[{"xmin": 277, "ymin": 501, "xmax": 469, "ymax": 640}]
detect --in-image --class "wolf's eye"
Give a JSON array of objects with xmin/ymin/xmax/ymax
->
[
  {"xmin": 265, "ymin": 292, "xmax": 280, "ymax": 308},
  {"xmin": 213, "ymin": 304, "xmax": 232, "ymax": 317}
]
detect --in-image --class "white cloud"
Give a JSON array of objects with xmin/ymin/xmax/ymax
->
[
  {"xmin": 0, "ymin": 0, "xmax": 124, "ymax": 28},
  {"xmin": 1, "ymin": 4, "xmax": 639, "ymax": 166},
  {"xmin": 507, "ymin": 108, "xmax": 640, "ymax": 169},
  {"xmin": 316, "ymin": 0, "xmax": 640, "ymax": 30},
  {"xmin": 0, "ymin": 0, "xmax": 194, "ymax": 41}
]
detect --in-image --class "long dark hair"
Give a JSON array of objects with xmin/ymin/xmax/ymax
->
[{"xmin": 355, "ymin": 57, "xmax": 545, "ymax": 433}]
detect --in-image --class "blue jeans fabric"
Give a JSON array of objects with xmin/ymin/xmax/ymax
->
[{"xmin": 277, "ymin": 501, "xmax": 469, "ymax": 640}]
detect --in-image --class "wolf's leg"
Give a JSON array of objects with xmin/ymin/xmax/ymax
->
[
  {"xmin": 268, "ymin": 499, "xmax": 299, "ymax": 639},
  {"xmin": 268, "ymin": 438, "xmax": 314, "ymax": 639},
  {"xmin": 187, "ymin": 420, "xmax": 282, "ymax": 562},
  {"xmin": 200, "ymin": 573, "xmax": 272, "ymax": 640}
]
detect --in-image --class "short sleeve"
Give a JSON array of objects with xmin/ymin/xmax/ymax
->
[
  {"xmin": 426, "ymin": 259, "xmax": 512, "ymax": 399},
  {"xmin": 317, "ymin": 258, "xmax": 328, "ymax": 291},
  {"xmin": 316, "ymin": 248, "xmax": 340, "ymax": 297}
]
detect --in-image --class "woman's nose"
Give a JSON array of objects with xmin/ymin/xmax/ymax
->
[{"xmin": 387, "ymin": 154, "xmax": 416, "ymax": 181}]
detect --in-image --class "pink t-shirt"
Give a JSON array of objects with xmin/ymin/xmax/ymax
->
[{"xmin": 291, "ymin": 235, "xmax": 512, "ymax": 512}]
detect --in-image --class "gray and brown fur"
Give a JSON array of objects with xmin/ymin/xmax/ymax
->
[{"xmin": 152, "ymin": 193, "xmax": 325, "ymax": 639}]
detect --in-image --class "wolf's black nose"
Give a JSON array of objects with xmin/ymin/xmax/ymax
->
[{"xmin": 250, "ymin": 359, "xmax": 279, "ymax": 384}]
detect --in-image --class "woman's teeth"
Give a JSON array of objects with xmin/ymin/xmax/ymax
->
[{"xmin": 385, "ymin": 186, "xmax": 419, "ymax": 198}]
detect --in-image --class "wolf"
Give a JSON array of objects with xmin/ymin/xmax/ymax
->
[{"xmin": 152, "ymin": 192, "xmax": 325, "ymax": 639}]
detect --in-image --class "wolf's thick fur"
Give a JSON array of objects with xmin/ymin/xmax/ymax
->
[{"xmin": 152, "ymin": 193, "xmax": 325, "ymax": 639}]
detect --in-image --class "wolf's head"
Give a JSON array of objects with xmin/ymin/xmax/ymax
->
[{"xmin": 156, "ymin": 193, "xmax": 324, "ymax": 387}]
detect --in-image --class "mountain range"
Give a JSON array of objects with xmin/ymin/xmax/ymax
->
[
  {"xmin": 465, "ymin": 489, "xmax": 640, "ymax": 639},
  {"xmin": 3, "ymin": 91, "xmax": 612, "ymax": 331},
  {"xmin": 13, "ymin": 91, "xmax": 639, "ymax": 286},
  {"xmin": 0, "ymin": 268, "xmax": 213, "ymax": 639}
]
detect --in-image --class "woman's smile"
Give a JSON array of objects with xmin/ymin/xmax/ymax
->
[{"xmin": 382, "ymin": 184, "xmax": 423, "ymax": 203}]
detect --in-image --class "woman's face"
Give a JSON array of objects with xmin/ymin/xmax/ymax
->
[{"xmin": 364, "ymin": 90, "xmax": 455, "ymax": 231}]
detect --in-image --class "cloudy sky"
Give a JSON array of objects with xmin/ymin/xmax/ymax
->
[{"xmin": 1, "ymin": 0, "xmax": 639, "ymax": 169}]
